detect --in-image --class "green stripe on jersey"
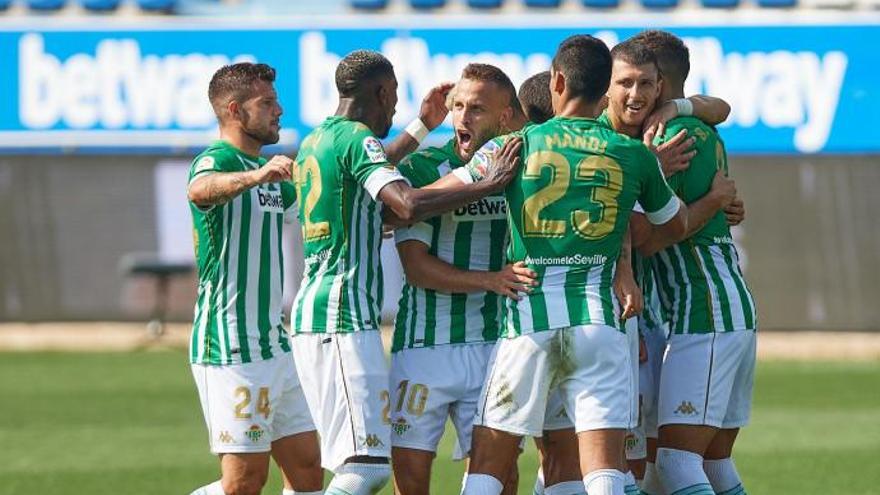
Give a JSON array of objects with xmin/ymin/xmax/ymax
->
[
  {"xmin": 391, "ymin": 139, "xmax": 508, "ymax": 352},
  {"xmin": 188, "ymin": 141, "xmax": 294, "ymax": 365},
  {"xmin": 292, "ymin": 117, "xmax": 402, "ymax": 334}
]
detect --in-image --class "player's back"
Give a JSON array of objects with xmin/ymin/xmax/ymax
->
[
  {"xmin": 652, "ymin": 116, "xmax": 757, "ymax": 334},
  {"xmin": 291, "ymin": 116, "xmax": 395, "ymax": 334},
  {"xmin": 503, "ymin": 116, "xmax": 677, "ymax": 336}
]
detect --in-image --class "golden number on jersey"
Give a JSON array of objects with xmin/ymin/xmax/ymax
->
[
  {"xmin": 296, "ymin": 156, "xmax": 331, "ymax": 241},
  {"xmin": 522, "ymin": 151, "xmax": 622, "ymax": 240}
]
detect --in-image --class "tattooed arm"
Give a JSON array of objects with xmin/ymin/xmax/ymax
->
[{"xmin": 188, "ymin": 155, "xmax": 293, "ymax": 207}]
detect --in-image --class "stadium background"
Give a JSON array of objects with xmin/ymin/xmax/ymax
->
[{"xmin": 0, "ymin": 1, "xmax": 878, "ymax": 494}]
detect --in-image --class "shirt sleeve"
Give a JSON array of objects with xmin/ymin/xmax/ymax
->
[
  {"xmin": 636, "ymin": 146, "xmax": 682, "ymax": 225},
  {"xmin": 347, "ymin": 131, "xmax": 407, "ymax": 200},
  {"xmin": 280, "ymin": 181, "xmax": 298, "ymax": 224},
  {"xmin": 188, "ymin": 152, "xmax": 232, "ymax": 184},
  {"xmin": 394, "ymin": 221, "xmax": 434, "ymax": 247}
]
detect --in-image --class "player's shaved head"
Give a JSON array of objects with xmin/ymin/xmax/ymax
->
[
  {"xmin": 610, "ymin": 38, "xmax": 659, "ymax": 74},
  {"xmin": 630, "ymin": 30, "xmax": 690, "ymax": 89},
  {"xmin": 335, "ymin": 50, "xmax": 396, "ymax": 97},
  {"xmin": 518, "ymin": 71, "xmax": 553, "ymax": 124},
  {"xmin": 208, "ymin": 62, "xmax": 276, "ymax": 122},
  {"xmin": 551, "ymin": 35, "xmax": 612, "ymax": 103}
]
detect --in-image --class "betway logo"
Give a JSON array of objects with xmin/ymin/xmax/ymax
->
[
  {"xmin": 684, "ymin": 37, "xmax": 847, "ymax": 153},
  {"xmin": 301, "ymin": 30, "xmax": 847, "ymax": 153},
  {"xmin": 257, "ymin": 189, "xmax": 284, "ymax": 212},
  {"xmin": 18, "ymin": 33, "xmax": 254, "ymax": 129},
  {"xmin": 453, "ymin": 196, "xmax": 507, "ymax": 222},
  {"xmin": 299, "ymin": 31, "xmax": 551, "ymax": 129}
]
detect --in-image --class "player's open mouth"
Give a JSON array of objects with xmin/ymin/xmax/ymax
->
[
  {"xmin": 456, "ymin": 130, "xmax": 473, "ymax": 148},
  {"xmin": 626, "ymin": 102, "xmax": 645, "ymax": 113}
]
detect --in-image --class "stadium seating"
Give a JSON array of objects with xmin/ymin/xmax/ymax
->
[
  {"xmin": 524, "ymin": 0, "xmax": 562, "ymax": 6},
  {"xmin": 467, "ymin": 0, "xmax": 503, "ymax": 7},
  {"xmin": 757, "ymin": 0, "xmax": 797, "ymax": 6},
  {"xmin": 351, "ymin": 0, "xmax": 388, "ymax": 7},
  {"xmin": 27, "ymin": 0, "xmax": 66, "ymax": 10},
  {"xmin": 641, "ymin": 0, "xmax": 679, "ymax": 7},
  {"xmin": 81, "ymin": 0, "xmax": 122, "ymax": 10},
  {"xmin": 700, "ymin": 0, "xmax": 740, "ymax": 7},
  {"xmin": 136, "ymin": 0, "xmax": 176, "ymax": 10},
  {"xmin": 582, "ymin": 0, "xmax": 620, "ymax": 8},
  {"xmin": 0, "ymin": 0, "xmax": 12, "ymax": 9},
  {"xmin": 409, "ymin": 0, "xmax": 445, "ymax": 7}
]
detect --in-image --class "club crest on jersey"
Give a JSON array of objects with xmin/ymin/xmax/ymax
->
[
  {"xmin": 194, "ymin": 156, "xmax": 215, "ymax": 175},
  {"xmin": 363, "ymin": 136, "xmax": 387, "ymax": 163}
]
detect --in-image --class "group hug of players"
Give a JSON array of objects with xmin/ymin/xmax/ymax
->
[{"xmin": 186, "ymin": 28, "xmax": 756, "ymax": 495}]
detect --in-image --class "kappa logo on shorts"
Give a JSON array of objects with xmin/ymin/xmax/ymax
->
[
  {"xmin": 362, "ymin": 434, "xmax": 385, "ymax": 448},
  {"xmin": 391, "ymin": 418, "xmax": 411, "ymax": 436},
  {"xmin": 674, "ymin": 400, "xmax": 700, "ymax": 416},
  {"xmin": 218, "ymin": 431, "xmax": 234, "ymax": 444},
  {"xmin": 245, "ymin": 424, "xmax": 265, "ymax": 443}
]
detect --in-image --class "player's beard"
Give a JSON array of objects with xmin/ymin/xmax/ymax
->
[{"xmin": 240, "ymin": 108, "xmax": 280, "ymax": 145}]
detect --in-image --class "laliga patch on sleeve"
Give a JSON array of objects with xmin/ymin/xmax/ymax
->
[
  {"xmin": 194, "ymin": 156, "xmax": 216, "ymax": 174},
  {"xmin": 363, "ymin": 136, "xmax": 388, "ymax": 164}
]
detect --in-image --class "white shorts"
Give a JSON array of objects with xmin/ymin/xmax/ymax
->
[
  {"xmin": 658, "ymin": 331, "xmax": 756, "ymax": 429},
  {"xmin": 389, "ymin": 343, "xmax": 494, "ymax": 460},
  {"xmin": 191, "ymin": 353, "xmax": 315, "ymax": 454},
  {"xmin": 641, "ymin": 320, "xmax": 668, "ymax": 438},
  {"xmin": 475, "ymin": 325, "xmax": 636, "ymax": 437},
  {"xmin": 291, "ymin": 331, "xmax": 391, "ymax": 471}
]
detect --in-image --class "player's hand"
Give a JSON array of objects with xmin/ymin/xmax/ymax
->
[
  {"xmin": 643, "ymin": 100, "xmax": 679, "ymax": 144},
  {"xmin": 709, "ymin": 170, "xmax": 737, "ymax": 210},
  {"xmin": 647, "ymin": 129, "xmax": 695, "ymax": 178},
  {"xmin": 419, "ymin": 82, "xmax": 456, "ymax": 130},
  {"xmin": 725, "ymin": 197, "xmax": 745, "ymax": 226},
  {"xmin": 253, "ymin": 155, "xmax": 294, "ymax": 184},
  {"xmin": 485, "ymin": 261, "xmax": 538, "ymax": 300},
  {"xmin": 613, "ymin": 264, "xmax": 643, "ymax": 321},
  {"xmin": 485, "ymin": 137, "xmax": 522, "ymax": 191}
]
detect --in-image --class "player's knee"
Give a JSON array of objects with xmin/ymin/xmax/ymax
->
[
  {"xmin": 330, "ymin": 462, "xmax": 391, "ymax": 495},
  {"xmin": 221, "ymin": 473, "xmax": 266, "ymax": 495}
]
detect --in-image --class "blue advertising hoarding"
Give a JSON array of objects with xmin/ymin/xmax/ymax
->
[{"xmin": 1, "ymin": 16, "xmax": 878, "ymax": 153}]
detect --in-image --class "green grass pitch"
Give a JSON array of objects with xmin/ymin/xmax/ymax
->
[{"xmin": 0, "ymin": 351, "xmax": 877, "ymax": 494}]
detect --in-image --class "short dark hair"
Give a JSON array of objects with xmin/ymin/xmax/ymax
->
[
  {"xmin": 461, "ymin": 63, "xmax": 519, "ymax": 109},
  {"xmin": 208, "ymin": 62, "xmax": 276, "ymax": 116},
  {"xmin": 518, "ymin": 71, "xmax": 553, "ymax": 124},
  {"xmin": 551, "ymin": 35, "xmax": 612, "ymax": 103},
  {"xmin": 610, "ymin": 38, "xmax": 659, "ymax": 73},
  {"xmin": 630, "ymin": 30, "xmax": 690, "ymax": 83},
  {"xmin": 335, "ymin": 50, "xmax": 395, "ymax": 97}
]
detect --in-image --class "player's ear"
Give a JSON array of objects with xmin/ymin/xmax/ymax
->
[
  {"xmin": 227, "ymin": 100, "xmax": 240, "ymax": 122},
  {"xmin": 552, "ymin": 70, "xmax": 566, "ymax": 97},
  {"xmin": 500, "ymin": 106, "xmax": 513, "ymax": 130}
]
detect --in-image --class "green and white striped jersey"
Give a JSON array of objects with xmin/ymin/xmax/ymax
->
[
  {"xmin": 392, "ymin": 138, "xmax": 508, "ymax": 352},
  {"xmin": 465, "ymin": 118, "xmax": 680, "ymax": 336},
  {"xmin": 634, "ymin": 251, "xmax": 666, "ymax": 333},
  {"xmin": 651, "ymin": 117, "xmax": 757, "ymax": 333},
  {"xmin": 290, "ymin": 116, "xmax": 406, "ymax": 334},
  {"xmin": 188, "ymin": 140, "xmax": 295, "ymax": 365}
]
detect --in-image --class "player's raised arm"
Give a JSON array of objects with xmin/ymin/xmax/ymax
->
[
  {"xmin": 380, "ymin": 137, "xmax": 522, "ymax": 226},
  {"xmin": 187, "ymin": 155, "xmax": 293, "ymax": 207},
  {"xmin": 642, "ymin": 94, "xmax": 731, "ymax": 139},
  {"xmin": 384, "ymin": 82, "xmax": 456, "ymax": 165}
]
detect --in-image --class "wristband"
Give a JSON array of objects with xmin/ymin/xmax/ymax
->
[
  {"xmin": 673, "ymin": 98, "xmax": 693, "ymax": 117},
  {"xmin": 405, "ymin": 118, "xmax": 430, "ymax": 144}
]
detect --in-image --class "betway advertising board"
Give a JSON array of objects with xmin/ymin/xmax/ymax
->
[{"xmin": 1, "ymin": 17, "xmax": 877, "ymax": 153}]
